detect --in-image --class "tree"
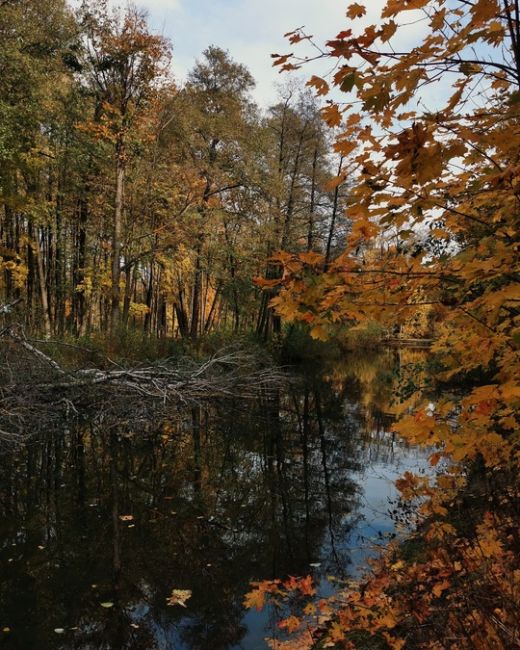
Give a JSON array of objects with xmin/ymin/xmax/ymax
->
[
  {"xmin": 78, "ymin": 0, "xmax": 170, "ymax": 330},
  {"xmin": 256, "ymin": 86, "xmax": 345, "ymax": 338},
  {"xmin": 249, "ymin": 1, "xmax": 520, "ymax": 647},
  {"xmin": 0, "ymin": 0, "xmax": 76, "ymax": 336},
  {"xmin": 164, "ymin": 46, "xmax": 256, "ymax": 338}
]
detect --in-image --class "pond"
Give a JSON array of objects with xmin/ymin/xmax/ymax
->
[{"xmin": 0, "ymin": 348, "xmax": 430, "ymax": 649}]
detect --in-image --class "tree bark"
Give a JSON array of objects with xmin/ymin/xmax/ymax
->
[
  {"xmin": 111, "ymin": 140, "xmax": 125, "ymax": 332},
  {"xmin": 325, "ymin": 155, "xmax": 344, "ymax": 270},
  {"xmin": 33, "ymin": 227, "xmax": 52, "ymax": 338}
]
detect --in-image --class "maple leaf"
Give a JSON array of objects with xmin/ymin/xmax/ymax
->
[
  {"xmin": 271, "ymin": 53, "xmax": 293, "ymax": 67},
  {"xmin": 380, "ymin": 21, "xmax": 397, "ymax": 42},
  {"xmin": 471, "ymin": 0, "xmax": 500, "ymax": 25},
  {"xmin": 298, "ymin": 575, "xmax": 316, "ymax": 596},
  {"xmin": 328, "ymin": 621, "xmax": 345, "ymax": 642},
  {"xmin": 299, "ymin": 251, "xmax": 323, "ymax": 266},
  {"xmin": 243, "ymin": 587, "xmax": 266, "ymax": 611},
  {"xmin": 166, "ymin": 589, "xmax": 192, "ymax": 607},
  {"xmin": 333, "ymin": 139, "xmax": 357, "ymax": 157},
  {"xmin": 267, "ymin": 632, "xmax": 314, "ymax": 650},
  {"xmin": 278, "ymin": 616, "xmax": 301, "ymax": 634},
  {"xmin": 254, "ymin": 277, "xmax": 282, "ymax": 289},
  {"xmin": 382, "ymin": 0, "xmax": 430, "ymax": 18},
  {"xmin": 321, "ymin": 104, "xmax": 343, "ymax": 127},
  {"xmin": 307, "ymin": 75, "xmax": 329, "ymax": 96},
  {"xmin": 346, "ymin": 3, "xmax": 366, "ymax": 19},
  {"xmin": 324, "ymin": 173, "xmax": 347, "ymax": 191}
]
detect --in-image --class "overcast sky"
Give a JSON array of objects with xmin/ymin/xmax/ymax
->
[{"xmin": 68, "ymin": 1, "xmax": 445, "ymax": 107}]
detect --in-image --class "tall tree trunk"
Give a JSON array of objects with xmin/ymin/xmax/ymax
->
[
  {"xmin": 122, "ymin": 260, "xmax": 136, "ymax": 326},
  {"xmin": 54, "ymin": 190, "xmax": 65, "ymax": 335},
  {"xmin": 190, "ymin": 235, "xmax": 203, "ymax": 339},
  {"xmin": 190, "ymin": 141, "xmax": 217, "ymax": 340},
  {"xmin": 73, "ymin": 188, "xmax": 88, "ymax": 336},
  {"xmin": 175, "ymin": 279, "xmax": 190, "ymax": 338},
  {"xmin": 307, "ymin": 146, "xmax": 318, "ymax": 252},
  {"xmin": 325, "ymin": 155, "xmax": 344, "ymax": 269},
  {"xmin": 26, "ymin": 221, "xmax": 35, "ymax": 330},
  {"xmin": 204, "ymin": 280, "xmax": 222, "ymax": 333},
  {"xmin": 33, "ymin": 226, "xmax": 52, "ymax": 338},
  {"xmin": 144, "ymin": 258, "xmax": 154, "ymax": 333},
  {"xmin": 281, "ymin": 122, "xmax": 307, "ymax": 249},
  {"xmin": 223, "ymin": 222, "xmax": 240, "ymax": 333},
  {"xmin": 111, "ymin": 140, "xmax": 125, "ymax": 332}
]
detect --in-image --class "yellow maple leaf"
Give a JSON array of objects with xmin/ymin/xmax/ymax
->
[{"xmin": 166, "ymin": 589, "xmax": 192, "ymax": 607}]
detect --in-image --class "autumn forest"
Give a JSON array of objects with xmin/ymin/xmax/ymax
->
[
  {"xmin": 0, "ymin": 0, "xmax": 519, "ymax": 649},
  {"xmin": 0, "ymin": 0, "xmax": 350, "ymax": 341}
]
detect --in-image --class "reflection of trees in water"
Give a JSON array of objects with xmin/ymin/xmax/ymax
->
[
  {"xmin": 0, "ymin": 350, "xmax": 424, "ymax": 649},
  {"xmin": 323, "ymin": 348, "xmax": 430, "ymax": 467}
]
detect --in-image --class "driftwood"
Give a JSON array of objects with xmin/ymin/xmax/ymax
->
[{"xmin": 0, "ymin": 315, "xmax": 286, "ymax": 442}]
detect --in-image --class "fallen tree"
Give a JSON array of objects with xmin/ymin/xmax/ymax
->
[{"xmin": 0, "ymin": 316, "xmax": 286, "ymax": 443}]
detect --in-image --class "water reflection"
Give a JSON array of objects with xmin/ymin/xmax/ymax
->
[{"xmin": 0, "ymin": 349, "xmax": 429, "ymax": 649}]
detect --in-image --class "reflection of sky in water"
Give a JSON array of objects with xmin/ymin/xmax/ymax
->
[
  {"xmin": 334, "ymin": 434, "xmax": 431, "ymax": 573},
  {"xmin": 0, "ymin": 349, "xmax": 434, "ymax": 650},
  {"xmin": 234, "ymin": 429, "xmax": 432, "ymax": 650}
]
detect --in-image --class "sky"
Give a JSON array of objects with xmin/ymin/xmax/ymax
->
[
  {"xmin": 150, "ymin": 0, "xmax": 349, "ymax": 105},
  {"xmin": 68, "ymin": 0, "xmax": 437, "ymax": 108}
]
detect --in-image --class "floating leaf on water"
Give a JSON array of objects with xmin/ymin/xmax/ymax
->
[
  {"xmin": 100, "ymin": 602, "xmax": 114, "ymax": 608},
  {"xmin": 166, "ymin": 589, "xmax": 192, "ymax": 607},
  {"xmin": 119, "ymin": 515, "xmax": 134, "ymax": 522}
]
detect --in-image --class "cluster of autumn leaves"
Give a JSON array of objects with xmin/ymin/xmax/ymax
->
[{"xmin": 247, "ymin": 1, "xmax": 520, "ymax": 648}]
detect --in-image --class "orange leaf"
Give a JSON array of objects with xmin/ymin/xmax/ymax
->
[
  {"xmin": 307, "ymin": 75, "xmax": 330, "ymax": 96},
  {"xmin": 346, "ymin": 3, "xmax": 366, "ymax": 19}
]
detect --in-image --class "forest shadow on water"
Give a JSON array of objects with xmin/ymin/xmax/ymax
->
[{"xmin": 0, "ymin": 348, "xmax": 430, "ymax": 650}]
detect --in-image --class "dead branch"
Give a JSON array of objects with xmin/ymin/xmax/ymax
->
[{"xmin": 0, "ymin": 323, "xmax": 287, "ymax": 443}]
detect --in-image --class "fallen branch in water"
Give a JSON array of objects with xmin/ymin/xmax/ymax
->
[{"xmin": 0, "ymin": 322, "xmax": 286, "ymax": 442}]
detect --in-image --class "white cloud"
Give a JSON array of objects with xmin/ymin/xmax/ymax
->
[
  {"xmin": 68, "ymin": 0, "xmax": 449, "ymax": 110},
  {"xmin": 138, "ymin": 0, "xmax": 437, "ymax": 107}
]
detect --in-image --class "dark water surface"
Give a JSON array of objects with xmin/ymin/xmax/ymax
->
[{"xmin": 0, "ymin": 350, "xmax": 429, "ymax": 649}]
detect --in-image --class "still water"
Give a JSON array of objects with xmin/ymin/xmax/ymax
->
[{"xmin": 0, "ymin": 349, "xmax": 429, "ymax": 649}]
